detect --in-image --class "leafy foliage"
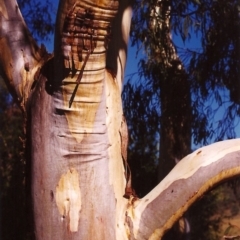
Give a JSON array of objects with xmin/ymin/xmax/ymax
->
[
  {"xmin": 187, "ymin": 0, "xmax": 240, "ymax": 144},
  {"xmin": 122, "ymin": 83, "xmax": 159, "ymax": 196},
  {"xmin": 0, "ymin": 78, "xmax": 27, "ymax": 240},
  {"xmin": 169, "ymin": 0, "xmax": 240, "ymax": 144},
  {"xmin": 17, "ymin": 0, "xmax": 56, "ymax": 41},
  {"xmin": 186, "ymin": 188, "xmax": 221, "ymax": 240},
  {"xmin": 126, "ymin": 0, "xmax": 240, "ymax": 147}
]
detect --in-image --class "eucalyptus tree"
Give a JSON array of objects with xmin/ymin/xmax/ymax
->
[
  {"xmin": 124, "ymin": 0, "xmax": 192, "ymax": 184},
  {"xmin": 1, "ymin": 0, "xmax": 240, "ymax": 240}
]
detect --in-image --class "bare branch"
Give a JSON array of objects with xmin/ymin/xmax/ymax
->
[{"xmin": 126, "ymin": 139, "xmax": 240, "ymax": 239}]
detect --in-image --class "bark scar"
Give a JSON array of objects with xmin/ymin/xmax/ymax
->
[
  {"xmin": 61, "ymin": 5, "xmax": 112, "ymax": 107},
  {"xmin": 119, "ymin": 115, "xmax": 138, "ymax": 200}
]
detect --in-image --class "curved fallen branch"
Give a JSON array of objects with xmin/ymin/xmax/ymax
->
[{"xmin": 126, "ymin": 139, "xmax": 240, "ymax": 240}]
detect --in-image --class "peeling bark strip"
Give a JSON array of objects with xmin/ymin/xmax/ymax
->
[
  {"xmin": 120, "ymin": 116, "xmax": 137, "ymax": 199},
  {"xmin": 61, "ymin": 2, "xmax": 116, "ymax": 107},
  {"xmin": 59, "ymin": 1, "xmax": 119, "ymax": 143}
]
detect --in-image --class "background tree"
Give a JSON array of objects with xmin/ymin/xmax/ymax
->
[{"xmin": 124, "ymin": 0, "xmax": 192, "ymax": 183}]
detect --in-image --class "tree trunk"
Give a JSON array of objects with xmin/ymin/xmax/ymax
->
[
  {"xmin": 159, "ymin": 63, "xmax": 191, "ymax": 181},
  {"xmin": 150, "ymin": 0, "xmax": 192, "ymax": 181},
  {"xmin": 29, "ymin": 0, "xmax": 132, "ymax": 238},
  {"xmin": 1, "ymin": 0, "xmax": 240, "ymax": 239}
]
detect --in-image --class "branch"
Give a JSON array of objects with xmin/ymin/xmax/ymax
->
[
  {"xmin": 0, "ymin": 0, "xmax": 48, "ymax": 111},
  {"xmin": 126, "ymin": 139, "xmax": 240, "ymax": 239}
]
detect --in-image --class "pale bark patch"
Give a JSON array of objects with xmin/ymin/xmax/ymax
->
[{"xmin": 56, "ymin": 168, "xmax": 81, "ymax": 232}]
